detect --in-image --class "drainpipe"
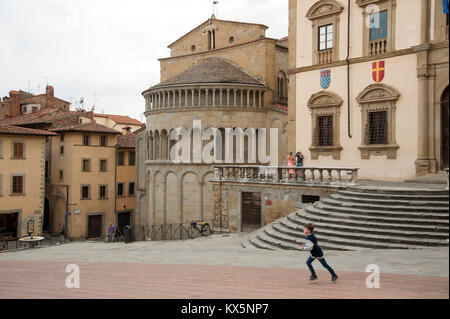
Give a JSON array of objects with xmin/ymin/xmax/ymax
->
[{"xmin": 347, "ymin": 0, "xmax": 352, "ymax": 138}]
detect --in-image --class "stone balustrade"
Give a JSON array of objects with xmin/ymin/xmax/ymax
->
[
  {"xmin": 213, "ymin": 165, "xmax": 359, "ymax": 187},
  {"xmin": 144, "ymin": 85, "xmax": 266, "ymax": 112}
]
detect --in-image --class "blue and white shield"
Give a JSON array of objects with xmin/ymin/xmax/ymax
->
[{"xmin": 320, "ymin": 69, "xmax": 331, "ymax": 89}]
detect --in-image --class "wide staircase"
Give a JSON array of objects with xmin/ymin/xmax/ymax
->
[{"xmin": 242, "ymin": 186, "xmax": 449, "ymax": 251}]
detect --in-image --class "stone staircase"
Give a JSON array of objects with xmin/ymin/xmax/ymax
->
[{"xmin": 242, "ymin": 186, "xmax": 449, "ymax": 251}]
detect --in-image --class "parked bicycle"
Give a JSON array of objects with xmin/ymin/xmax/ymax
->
[{"xmin": 187, "ymin": 220, "xmax": 213, "ymax": 239}]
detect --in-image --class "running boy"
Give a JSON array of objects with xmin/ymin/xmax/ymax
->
[{"xmin": 300, "ymin": 223, "xmax": 339, "ymax": 282}]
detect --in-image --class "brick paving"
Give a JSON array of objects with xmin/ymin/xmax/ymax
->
[{"xmin": 0, "ymin": 260, "xmax": 447, "ymax": 299}]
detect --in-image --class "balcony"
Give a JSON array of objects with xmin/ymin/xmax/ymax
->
[
  {"xmin": 318, "ymin": 49, "xmax": 333, "ymax": 64},
  {"xmin": 213, "ymin": 165, "xmax": 359, "ymax": 187},
  {"xmin": 369, "ymin": 39, "xmax": 388, "ymax": 55}
]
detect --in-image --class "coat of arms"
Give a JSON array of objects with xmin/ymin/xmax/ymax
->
[
  {"xmin": 320, "ymin": 69, "xmax": 331, "ymax": 89},
  {"xmin": 372, "ymin": 61, "xmax": 385, "ymax": 82}
]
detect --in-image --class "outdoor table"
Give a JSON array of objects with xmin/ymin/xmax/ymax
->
[{"xmin": 18, "ymin": 236, "xmax": 45, "ymax": 249}]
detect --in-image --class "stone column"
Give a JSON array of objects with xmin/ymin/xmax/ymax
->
[
  {"xmin": 162, "ymin": 91, "xmax": 166, "ymax": 109},
  {"xmin": 220, "ymin": 89, "xmax": 223, "ymax": 106},
  {"xmin": 247, "ymin": 89, "xmax": 250, "ymax": 107},
  {"xmin": 212, "ymin": 89, "xmax": 216, "ymax": 106},
  {"xmin": 185, "ymin": 90, "xmax": 188, "ymax": 107},
  {"xmin": 198, "ymin": 89, "xmax": 201, "ymax": 107},
  {"xmin": 233, "ymin": 90, "xmax": 236, "ymax": 107},
  {"xmin": 206, "ymin": 89, "xmax": 209, "ymax": 107},
  {"xmin": 226, "ymin": 89, "xmax": 230, "ymax": 107},
  {"xmin": 240, "ymin": 89, "xmax": 244, "ymax": 107},
  {"xmin": 191, "ymin": 89, "xmax": 195, "ymax": 107}
]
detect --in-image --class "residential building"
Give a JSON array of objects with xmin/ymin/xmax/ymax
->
[
  {"xmin": 47, "ymin": 123, "xmax": 121, "ymax": 239},
  {"xmin": 94, "ymin": 113, "xmax": 144, "ymax": 133},
  {"xmin": 115, "ymin": 127, "xmax": 137, "ymax": 235},
  {"xmin": 0, "ymin": 125, "xmax": 56, "ymax": 238},
  {"xmin": 0, "ymin": 86, "xmax": 70, "ymax": 120}
]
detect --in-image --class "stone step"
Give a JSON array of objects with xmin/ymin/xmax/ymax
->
[
  {"xmin": 263, "ymin": 226, "xmax": 417, "ymax": 250},
  {"xmin": 302, "ymin": 206, "xmax": 449, "ymax": 227},
  {"xmin": 338, "ymin": 190, "xmax": 449, "ymax": 201},
  {"xmin": 346, "ymin": 186, "xmax": 449, "ymax": 196},
  {"xmin": 321, "ymin": 197, "xmax": 449, "ymax": 212},
  {"xmin": 281, "ymin": 215, "xmax": 449, "ymax": 240},
  {"xmin": 274, "ymin": 220, "xmax": 449, "ymax": 246},
  {"xmin": 312, "ymin": 203, "xmax": 449, "ymax": 220},
  {"xmin": 330, "ymin": 193, "xmax": 449, "ymax": 207},
  {"xmin": 256, "ymin": 230, "xmax": 351, "ymax": 251}
]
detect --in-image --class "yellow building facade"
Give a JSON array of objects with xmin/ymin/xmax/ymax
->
[
  {"xmin": 0, "ymin": 125, "xmax": 56, "ymax": 238},
  {"xmin": 288, "ymin": 0, "xmax": 449, "ymax": 181},
  {"xmin": 47, "ymin": 123, "xmax": 121, "ymax": 239}
]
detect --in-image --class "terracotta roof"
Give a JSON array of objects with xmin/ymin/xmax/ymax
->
[
  {"xmin": 117, "ymin": 132, "xmax": 136, "ymax": 148},
  {"xmin": 49, "ymin": 123, "xmax": 121, "ymax": 134},
  {"xmin": 0, "ymin": 125, "xmax": 57, "ymax": 136},
  {"xmin": 150, "ymin": 57, "xmax": 265, "ymax": 90},
  {"xmin": 0, "ymin": 108, "xmax": 90, "ymax": 126},
  {"xmin": 94, "ymin": 113, "xmax": 143, "ymax": 126}
]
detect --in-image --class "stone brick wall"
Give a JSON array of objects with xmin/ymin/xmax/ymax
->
[{"xmin": 211, "ymin": 181, "xmax": 340, "ymax": 232}]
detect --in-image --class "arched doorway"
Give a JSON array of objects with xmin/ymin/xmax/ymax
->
[
  {"xmin": 441, "ymin": 86, "xmax": 449, "ymax": 169},
  {"xmin": 43, "ymin": 198, "xmax": 50, "ymax": 233}
]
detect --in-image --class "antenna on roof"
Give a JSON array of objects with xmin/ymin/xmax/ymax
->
[{"xmin": 212, "ymin": 0, "xmax": 219, "ymax": 18}]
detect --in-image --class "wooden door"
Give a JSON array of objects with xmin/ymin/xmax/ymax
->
[
  {"xmin": 241, "ymin": 192, "xmax": 261, "ymax": 233},
  {"xmin": 88, "ymin": 215, "xmax": 103, "ymax": 239},
  {"xmin": 117, "ymin": 212, "xmax": 131, "ymax": 235},
  {"xmin": 442, "ymin": 87, "xmax": 449, "ymax": 169}
]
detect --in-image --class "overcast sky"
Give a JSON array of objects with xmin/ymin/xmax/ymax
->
[{"xmin": 0, "ymin": 0, "xmax": 288, "ymax": 122}]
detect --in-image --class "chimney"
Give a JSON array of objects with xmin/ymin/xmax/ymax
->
[
  {"xmin": 122, "ymin": 126, "xmax": 132, "ymax": 135},
  {"xmin": 46, "ymin": 85, "xmax": 54, "ymax": 109},
  {"xmin": 9, "ymin": 91, "xmax": 20, "ymax": 117}
]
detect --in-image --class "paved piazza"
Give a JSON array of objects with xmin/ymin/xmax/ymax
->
[{"xmin": 0, "ymin": 234, "xmax": 448, "ymax": 299}]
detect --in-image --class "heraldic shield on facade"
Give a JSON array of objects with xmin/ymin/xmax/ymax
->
[
  {"xmin": 320, "ymin": 69, "xmax": 331, "ymax": 89},
  {"xmin": 372, "ymin": 61, "xmax": 385, "ymax": 82}
]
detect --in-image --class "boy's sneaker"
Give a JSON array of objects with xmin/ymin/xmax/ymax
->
[
  {"xmin": 331, "ymin": 275, "xmax": 339, "ymax": 283},
  {"xmin": 309, "ymin": 275, "xmax": 318, "ymax": 281}
]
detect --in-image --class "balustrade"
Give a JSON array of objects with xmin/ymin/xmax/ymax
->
[{"xmin": 213, "ymin": 165, "xmax": 359, "ymax": 186}]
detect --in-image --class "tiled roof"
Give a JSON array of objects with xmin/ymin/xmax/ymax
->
[
  {"xmin": 117, "ymin": 132, "xmax": 136, "ymax": 148},
  {"xmin": 150, "ymin": 57, "xmax": 265, "ymax": 89},
  {"xmin": 95, "ymin": 113, "xmax": 143, "ymax": 126},
  {"xmin": 49, "ymin": 123, "xmax": 121, "ymax": 134},
  {"xmin": 0, "ymin": 108, "xmax": 89, "ymax": 126},
  {"xmin": 0, "ymin": 125, "xmax": 57, "ymax": 136}
]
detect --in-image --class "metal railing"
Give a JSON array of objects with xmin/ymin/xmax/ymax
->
[
  {"xmin": 0, "ymin": 235, "xmax": 70, "ymax": 252},
  {"xmin": 213, "ymin": 165, "xmax": 359, "ymax": 187},
  {"xmin": 132, "ymin": 220, "xmax": 215, "ymax": 241}
]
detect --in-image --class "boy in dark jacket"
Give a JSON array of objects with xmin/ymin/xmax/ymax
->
[{"xmin": 300, "ymin": 223, "xmax": 339, "ymax": 282}]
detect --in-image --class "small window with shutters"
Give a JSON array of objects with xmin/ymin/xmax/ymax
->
[
  {"xmin": 12, "ymin": 176, "xmax": 24, "ymax": 195},
  {"xmin": 13, "ymin": 142, "xmax": 24, "ymax": 159}
]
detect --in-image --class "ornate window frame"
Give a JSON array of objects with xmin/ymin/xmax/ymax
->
[
  {"xmin": 306, "ymin": 0, "xmax": 344, "ymax": 65},
  {"xmin": 356, "ymin": 0, "xmax": 397, "ymax": 56},
  {"xmin": 307, "ymin": 91, "xmax": 343, "ymax": 160},
  {"xmin": 356, "ymin": 83, "xmax": 400, "ymax": 159}
]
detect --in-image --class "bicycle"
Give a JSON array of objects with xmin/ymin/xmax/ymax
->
[{"xmin": 187, "ymin": 220, "xmax": 213, "ymax": 239}]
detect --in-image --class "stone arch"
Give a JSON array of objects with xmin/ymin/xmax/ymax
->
[
  {"xmin": 355, "ymin": 83, "xmax": 400, "ymax": 104},
  {"xmin": 165, "ymin": 171, "xmax": 179, "ymax": 224},
  {"xmin": 307, "ymin": 90, "xmax": 343, "ymax": 108},
  {"xmin": 154, "ymin": 130, "xmax": 160, "ymax": 160},
  {"xmin": 306, "ymin": 0, "xmax": 344, "ymax": 20},
  {"xmin": 153, "ymin": 171, "xmax": 164, "ymax": 225},
  {"xmin": 147, "ymin": 132, "xmax": 153, "ymax": 160},
  {"xmin": 181, "ymin": 171, "xmax": 201, "ymax": 224},
  {"xmin": 201, "ymin": 171, "xmax": 215, "ymax": 222},
  {"xmin": 277, "ymin": 71, "xmax": 287, "ymax": 99},
  {"xmin": 161, "ymin": 130, "xmax": 169, "ymax": 160}
]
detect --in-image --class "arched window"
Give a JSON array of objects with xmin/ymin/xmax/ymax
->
[
  {"xmin": 356, "ymin": 83, "xmax": 400, "ymax": 159},
  {"xmin": 307, "ymin": 90, "xmax": 343, "ymax": 159}
]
